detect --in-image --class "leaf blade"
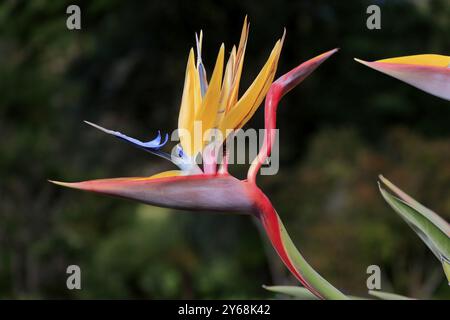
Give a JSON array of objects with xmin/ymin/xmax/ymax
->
[
  {"xmin": 368, "ymin": 290, "xmax": 414, "ymax": 300},
  {"xmin": 378, "ymin": 176, "xmax": 450, "ymax": 282},
  {"xmin": 263, "ymin": 285, "xmax": 318, "ymax": 300}
]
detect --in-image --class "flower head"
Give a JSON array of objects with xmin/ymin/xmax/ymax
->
[
  {"xmin": 50, "ymin": 19, "xmax": 341, "ymax": 299},
  {"xmin": 355, "ymin": 54, "xmax": 450, "ymax": 100},
  {"xmin": 84, "ymin": 18, "xmax": 285, "ymax": 176}
]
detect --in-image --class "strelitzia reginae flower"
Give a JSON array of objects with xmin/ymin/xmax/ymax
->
[
  {"xmin": 51, "ymin": 18, "xmax": 346, "ymax": 299},
  {"xmin": 355, "ymin": 54, "xmax": 450, "ymax": 100}
]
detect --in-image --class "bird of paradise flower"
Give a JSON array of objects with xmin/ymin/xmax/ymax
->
[
  {"xmin": 50, "ymin": 18, "xmax": 346, "ymax": 299},
  {"xmin": 355, "ymin": 54, "xmax": 450, "ymax": 100}
]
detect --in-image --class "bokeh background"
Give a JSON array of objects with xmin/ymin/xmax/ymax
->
[{"xmin": 1, "ymin": 0, "xmax": 449, "ymax": 299}]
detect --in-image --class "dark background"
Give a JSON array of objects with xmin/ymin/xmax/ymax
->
[{"xmin": 0, "ymin": 0, "xmax": 449, "ymax": 299}]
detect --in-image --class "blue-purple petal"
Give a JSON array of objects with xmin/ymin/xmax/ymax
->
[{"xmin": 84, "ymin": 120, "xmax": 169, "ymax": 155}]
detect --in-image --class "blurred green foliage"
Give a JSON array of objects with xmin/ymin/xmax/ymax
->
[{"xmin": 0, "ymin": 0, "xmax": 449, "ymax": 298}]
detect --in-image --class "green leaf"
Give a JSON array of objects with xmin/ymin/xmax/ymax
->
[
  {"xmin": 443, "ymin": 259, "xmax": 450, "ymax": 285},
  {"xmin": 368, "ymin": 290, "xmax": 414, "ymax": 300},
  {"xmin": 378, "ymin": 175, "xmax": 450, "ymax": 283},
  {"xmin": 263, "ymin": 285, "xmax": 319, "ymax": 300},
  {"xmin": 263, "ymin": 285, "xmax": 366, "ymax": 300}
]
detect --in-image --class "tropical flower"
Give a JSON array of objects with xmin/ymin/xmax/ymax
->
[
  {"xmin": 355, "ymin": 54, "xmax": 450, "ymax": 100},
  {"xmin": 50, "ymin": 19, "xmax": 345, "ymax": 299}
]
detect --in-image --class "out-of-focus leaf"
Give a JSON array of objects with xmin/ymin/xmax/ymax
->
[
  {"xmin": 443, "ymin": 259, "xmax": 450, "ymax": 285},
  {"xmin": 263, "ymin": 285, "xmax": 367, "ymax": 300},
  {"xmin": 378, "ymin": 175, "xmax": 450, "ymax": 283},
  {"xmin": 263, "ymin": 285, "xmax": 318, "ymax": 300},
  {"xmin": 368, "ymin": 290, "xmax": 414, "ymax": 300}
]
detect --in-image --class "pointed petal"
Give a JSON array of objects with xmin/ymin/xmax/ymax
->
[
  {"xmin": 216, "ymin": 46, "xmax": 236, "ymax": 126},
  {"xmin": 50, "ymin": 174, "xmax": 254, "ymax": 212},
  {"xmin": 220, "ymin": 38, "xmax": 283, "ymax": 134},
  {"xmin": 236, "ymin": 31, "xmax": 286, "ymax": 129},
  {"xmin": 355, "ymin": 55, "xmax": 450, "ymax": 100},
  {"xmin": 178, "ymin": 49, "xmax": 195, "ymax": 147},
  {"xmin": 226, "ymin": 17, "xmax": 250, "ymax": 111},
  {"xmin": 178, "ymin": 49, "xmax": 201, "ymax": 155},
  {"xmin": 193, "ymin": 44, "xmax": 225, "ymax": 155}
]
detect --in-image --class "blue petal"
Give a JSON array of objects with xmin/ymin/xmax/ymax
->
[
  {"xmin": 84, "ymin": 120, "xmax": 171, "ymax": 159},
  {"xmin": 84, "ymin": 121, "xmax": 204, "ymax": 174},
  {"xmin": 115, "ymin": 130, "xmax": 168, "ymax": 151}
]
